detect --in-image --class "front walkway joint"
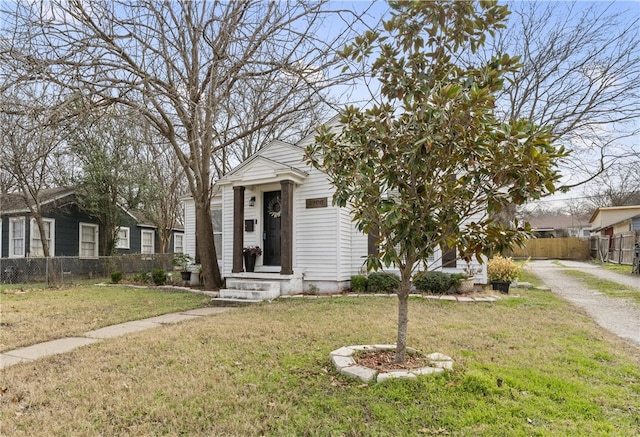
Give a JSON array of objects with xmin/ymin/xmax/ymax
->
[{"xmin": 0, "ymin": 307, "xmax": 232, "ymax": 370}]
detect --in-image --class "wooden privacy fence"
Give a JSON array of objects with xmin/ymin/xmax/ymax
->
[
  {"xmin": 590, "ymin": 236, "xmax": 610, "ymax": 262},
  {"xmin": 589, "ymin": 231, "xmax": 640, "ymax": 264},
  {"xmin": 609, "ymin": 231, "xmax": 640, "ymax": 265},
  {"xmin": 508, "ymin": 237, "xmax": 590, "ymax": 260}
]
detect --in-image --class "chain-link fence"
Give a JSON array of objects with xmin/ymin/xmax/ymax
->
[{"xmin": 0, "ymin": 254, "xmax": 175, "ymax": 285}]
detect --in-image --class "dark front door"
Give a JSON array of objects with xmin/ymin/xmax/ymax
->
[{"xmin": 263, "ymin": 191, "xmax": 281, "ymax": 265}]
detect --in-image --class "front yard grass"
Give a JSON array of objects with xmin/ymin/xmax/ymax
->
[
  {"xmin": 561, "ymin": 269, "xmax": 640, "ymax": 305},
  {"xmin": 1, "ymin": 287, "xmax": 639, "ymax": 436},
  {"xmin": 601, "ymin": 262, "xmax": 637, "ymax": 275},
  {"xmin": 0, "ymin": 283, "xmax": 211, "ymax": 352}
]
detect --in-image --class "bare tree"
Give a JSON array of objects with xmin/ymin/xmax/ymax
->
[
  {"xmin": 0, "ymin": 169, "xmax": 17, "ymax": 195},
  {"xmin": 0, "ymin": 85, "xmax": 69, "ymax": 264},
  {"xmin": 583, "ymin": 161, "xmax": 640, "ymax": 208},
  {"xmin": 2, "ymin": 0, "xmax": 371, "ymax": 288},
  {"xmin": 65, "ymin": 105, "xmax": 155, "ymax": 256},
  {"xmin": 140, "ymin": 134, "xmax": 188, "ymax": 254},
  {"xmin": 486, "ymin": 1, "xmax": 639, "ymax": 188},
  {"xmin": 214, "ymin": 81, "xmax": 333, "ymax": 177}
]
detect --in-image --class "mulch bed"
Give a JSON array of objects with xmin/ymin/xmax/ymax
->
[{"xmin": 354, "ymin": 350, "xmax": 430, "ymax": 372}]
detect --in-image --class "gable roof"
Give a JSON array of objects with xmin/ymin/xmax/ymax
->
[
  {"xmin": 589, "ymin": 205, "xmax": 640, "ymax": 227},
  {"xmin": 526, "ymin": 214, "xmax": 591, "ymax": 230},
  {"xmin": 127, "ymin": 208, "xmax": 156, "ymax": 227},
  {"xmin": 127, "ymin": 208, "xmax": 184, "ymax": 231},
  {"xmin": 0, "ymin": 187, "xmax": 75, "ymax": 214},
  {"xmin": 216, "ymin": 143, "xmax": 308, "ymax": 187}
]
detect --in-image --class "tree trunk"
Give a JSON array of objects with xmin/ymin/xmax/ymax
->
[
  {"xmin": 32, "ymin": 215, "xmax": 59, "ymax": 286},
  {"xmin": 194, "ymin": 199, "xmax": 222, "ymax": 289},
  {"xmin": 158, "ymin": 228, "xmax": 171, "ymax": 254},
  {"xmin": 394, "ymin": 263, "xmax": 414, "ymax": 363}
]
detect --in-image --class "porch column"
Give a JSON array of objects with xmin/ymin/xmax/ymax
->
[
  {"xmin": 368, "ymin": 225, "xmax": 379, "ymax": 257},
  {"xmin": 232, "ymin": 186, "xmax": 245, "ymax": 273},
  {"xmin": 280, "ymin": 179, "xmax": 294, "ymax": 275}
]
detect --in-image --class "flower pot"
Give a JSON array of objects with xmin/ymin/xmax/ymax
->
[
  {"xmin": 244, "ymin": 253, "xmax": 256, "ymax": 272},
  {"xmin": 457, "ymin": 278, "xmax": 475, "ymax": 293},
  {"xmin": 491, "ymin": 281, "xmax": 511, "ymax": 294},
  {"xmin": 180, "ymin": 271, "xmax": 191, "ymax": 281}
]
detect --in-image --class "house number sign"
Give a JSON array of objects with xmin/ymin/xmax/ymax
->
[{"xmin": 305, "ymin": 197, "xmax": 327, "ymax": 209}]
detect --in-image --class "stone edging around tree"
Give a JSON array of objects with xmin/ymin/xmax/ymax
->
[{"xmin": 330, "ymin": 344, "xmax": 454, "ymax": 383}]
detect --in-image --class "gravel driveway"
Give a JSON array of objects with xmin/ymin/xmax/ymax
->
[{"xmin": 528, "ymin": 260, "xmax": 640, "ymax": 348}]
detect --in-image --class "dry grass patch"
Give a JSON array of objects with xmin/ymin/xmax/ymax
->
[
  {"xmin": 0, "ymin": 284, "xmax": 211, "ymax": 352},
  {"xmin": 1, "ymin": 289, "xmax": 639, "ymax": 436}
]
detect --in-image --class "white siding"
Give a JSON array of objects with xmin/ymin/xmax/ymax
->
[
  {"xmin": 294, "ymin": 167, "xmax": 341, "ymax": 281},
  {"xmin": 351, "ymin": 225, "xmax": 369, "ymax": 274},
  {"xmin": 338, "ymin": 206, "xmax": 354, "ymax": 280},
  {"xmin": 183, "ymin": 198, "xmax": 196, "ymax": 259},
  {"xmin": 221, "ymin": 186, "xmax": 234, "ymax": 278},
  {"xmin": 259, "ymin": 142, "xmax": 307, "ymax": 169},
  {"xmin": 237, "ymin": 161, "xmax": 283, "ymax": 181},
  {"xmin": 182, "ymin": 115, "xmax": 488, "ymax": 288}
]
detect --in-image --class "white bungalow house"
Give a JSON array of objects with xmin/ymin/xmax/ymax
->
[{"xmin": 183, "ymin": 121, "xmax": 488, "ymax": 299}]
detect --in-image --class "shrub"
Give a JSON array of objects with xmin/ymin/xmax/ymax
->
[
  {"xmin": 414, "ymin": 271, "xmax": 453, "ymax": 294},
  {"xmin": 350, "ymin": 275, "xmax": 368, "ymax": 293},
  {"xmin": 110, "ymin": 270, "xmax": 123, "ymax": 284},
  {"xmin": 367, "ymin": 272, "xmax": 400, "ymax": 293},
  {"xmin": 487, "ymin": 255, "xmax": 521, "ymax": 282},
  {"xmin": 450, "ymin": 273, "xmax": 467, "ymax": 288},
  {"xmin": 132, "ymin": 272, "xmax": 149, "ymax": 283},
  {"xmin": 151, "ymin": 268, "xmax": 167, "ymax": 286}
]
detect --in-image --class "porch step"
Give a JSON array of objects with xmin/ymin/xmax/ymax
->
[
  {"xmin": 218, "ymin": 288, "xmax": 280, "ymax": 301},
  {"xmin": 225, "ymin": 279, "xmax": 281, "ymax": 293}
]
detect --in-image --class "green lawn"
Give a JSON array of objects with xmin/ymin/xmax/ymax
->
[
  {"xmin": 1, "ymin": 286, "xmax": 639, "ymax": 436},
  {"xmin": 0, "ymin": 283, "xmax": 211, "ymax": 352},
  {"xmin": 601, "ymin": 262, "xmax": 636, "ymax": 275}
]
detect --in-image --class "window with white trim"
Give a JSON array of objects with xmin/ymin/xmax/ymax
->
[
  {"xmin": 115, "ymin": 227, "xmax": 130, "ymax": 249},
  {"xmin": 141, "ymin": 229, "xmax": 155, "ymax": 255},
  {"xmin": 9, "ymin": 217, "xmax": 25, "ymax": 258},
  {"xmin": 79, "ymin": 223, "xmax": 99, "ymax": 258},
  {"xmin": 30, "ymin": 218, "xmax": 55, "ymax": 257},
  {"xmin": 173, "ymin": 233, "xmax": 184, "ymax": 254}
]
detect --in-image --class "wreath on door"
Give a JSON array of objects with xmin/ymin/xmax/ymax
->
[{"xmin": 267, "ymin": 196, "xmax": 281, "ymax": 218}]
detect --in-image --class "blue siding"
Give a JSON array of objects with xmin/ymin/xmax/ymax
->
[{"xmin": 1, "ymin": 194, "xmax": 178, "ymax": 257}]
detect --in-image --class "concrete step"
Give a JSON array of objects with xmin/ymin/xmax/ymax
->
[
  {"xmin": 210, "ymin": 297, "xmax": 263, "ymax": 307},
  {"xmin": 225, "ymin": 279, "xmax": 281, "ymax": 293},
  {"xmin": 218, "ymin": 288, "xmax": 280, "ymax": 301}
]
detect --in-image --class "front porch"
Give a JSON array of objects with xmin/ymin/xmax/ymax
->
[{"xmin": 218, "ymin": 270, "xmax": 306, "ymax": 300}]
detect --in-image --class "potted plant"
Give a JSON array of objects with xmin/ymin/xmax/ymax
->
[
  {"xmin": 242, "ymin": 246, "xmax": 262, "ymax": 272},
  {"xmin": 173, "ymin": 254, "xmax": 194, "ymax": 282},
  {"xmin": 487, "ymin": 255, "xmax": 521, "ymax": 293},
  {"xmin": 456, "ymin": 260, "xmax": 481, "ymax": 293}
]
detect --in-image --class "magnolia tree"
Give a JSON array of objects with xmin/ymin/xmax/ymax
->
[{"xmin": 306, "ymin": 1, "xmax": 567, "ymax": 362}]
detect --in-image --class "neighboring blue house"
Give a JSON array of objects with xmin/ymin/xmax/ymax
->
[{"xmin": 0, "ymin": 187, "xmax": 184, "ymax": 258}]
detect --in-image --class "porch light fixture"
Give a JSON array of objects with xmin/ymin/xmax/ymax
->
[{"xmin": 249, "ymin": 196, "xmax": 256, "ymax": 207}]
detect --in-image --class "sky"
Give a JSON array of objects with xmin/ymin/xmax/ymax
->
[{"xmin": 326, "ymin": 0, "xmax": 640, "ymax": 213}]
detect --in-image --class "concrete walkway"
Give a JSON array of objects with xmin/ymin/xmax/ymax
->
[
  {"xmin": 529, "ymin": 260, "xmax": 640, "ymax": 348},
  {"xmin": 0, "ymin": 307, "xmax": 232, "ymax": 370}
]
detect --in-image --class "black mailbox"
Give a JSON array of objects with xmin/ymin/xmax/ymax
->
[{"xmin": 245, "ymin": 219, "xmax": 255, "ymax": 232}]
